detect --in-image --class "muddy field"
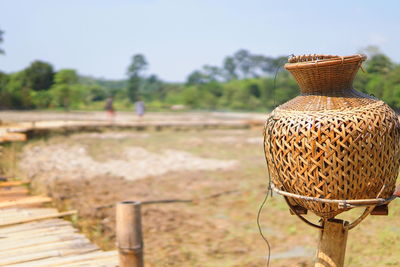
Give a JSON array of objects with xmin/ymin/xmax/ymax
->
[{"xmin": 3, "ymin": 127, "xmax": 400, "ymax": 266}]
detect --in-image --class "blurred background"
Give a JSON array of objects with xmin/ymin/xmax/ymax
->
[
  {"xmin": 0, "ymin": 0, "xmax": 400, "ymax": 112},
  {"xmin": 0, "ymin": 1, "xmax": 399, "ymax": 267}
]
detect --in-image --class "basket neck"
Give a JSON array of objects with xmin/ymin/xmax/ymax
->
[
  {"xmin": 285, "ymin": 57, "xmax": 363, "ymax": 95},
  {"xmin": 297, "ymin": 79, "xmax": 354, "ymax": 95}
]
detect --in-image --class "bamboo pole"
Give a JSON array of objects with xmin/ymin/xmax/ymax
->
[
  {"xmin": 116, "ymin": 201, "xmax": 143, "ymax": 267},
  {"xmin": 315, "ymin": 219, "xmax": 349, "ymax": 267}
]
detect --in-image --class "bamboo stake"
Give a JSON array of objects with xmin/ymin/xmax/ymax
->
[
  {"xmin": 116, "ymin": 201, "xmax": 143, "ymax": 267},
  {"xmin": 315, "ymin": 219, "xmax": 349, "ymax": 267}
]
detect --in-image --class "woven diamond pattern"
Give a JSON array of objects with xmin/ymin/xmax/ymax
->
[{"xmin": 264, "ymin": 54, "xmax": 400, "ymax": 219}]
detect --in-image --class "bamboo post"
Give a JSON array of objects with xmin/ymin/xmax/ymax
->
[
  {"xmin": 116, "ymin": 201, "xmax": 144, "ymax": 267},
  {"xmin": 315, "ymin": 219, "xmax": 349, "ymax": 267}
]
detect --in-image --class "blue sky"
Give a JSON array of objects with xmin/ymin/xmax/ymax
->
[{"xmin": 0, "ymin": 0, "xmax": 398, "ymax": 81}]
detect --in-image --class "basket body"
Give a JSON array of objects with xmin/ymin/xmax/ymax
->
[{"xmin": 264, "ymin": 55, "xmax": 400, "ymax": 218}]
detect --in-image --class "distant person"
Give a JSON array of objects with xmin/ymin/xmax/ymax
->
[
  {"xmin": 135, "ymin": 100, "xmax": 145, "ymax": 118},
  {"xmin": 104, "ymin": 96, "xmax": 115, "ymax": 121}
]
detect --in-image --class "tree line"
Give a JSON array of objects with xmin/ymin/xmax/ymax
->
[{"xmin": 0, "ymin": 28, "xmax": 399, "ymax": 112}]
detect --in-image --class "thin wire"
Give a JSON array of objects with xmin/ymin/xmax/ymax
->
[
  {"xmin": 272, "ymin": 55, "xmax": 293, "ymax": 108},
  {"xmin": 257, "ymin": 183, "xmax": 271, "ymax": 266},
  {"xmin": 257, "ymin": 55, "xmax": 292, "ymax": 266},
  {"xmin": 258, "ymin": 116, "xmax": 276, "ymax": 267}
]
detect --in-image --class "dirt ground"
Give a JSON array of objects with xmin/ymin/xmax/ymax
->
[{"xmin": 4, "ymin": 127, "xmax": 400, "ymax": 266}]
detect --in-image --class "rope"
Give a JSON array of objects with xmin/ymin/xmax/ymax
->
[
  {"xmin": 271, "ymin": 183, "xmax": 395, "ymax": 207},
  {"xmin": 273, "ymin": 182, "xmax": 394, "ymax": 230}
]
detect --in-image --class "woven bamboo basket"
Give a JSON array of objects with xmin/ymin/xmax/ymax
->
[{"xmin": 264, "ymin": 54, "xmax": 400, "ymax": 219}]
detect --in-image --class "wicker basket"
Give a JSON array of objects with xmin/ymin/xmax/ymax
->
[{"xmin": 264, "ymin": 54, "xmax": 400, "ymax": 219}]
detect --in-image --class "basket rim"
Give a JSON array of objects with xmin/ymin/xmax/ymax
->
[{"xmin": 285, "ymin": 54, "xmax": 367, "ymax": 70}]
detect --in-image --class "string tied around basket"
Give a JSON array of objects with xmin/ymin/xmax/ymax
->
[{"xmin": 271, "ymin": 183, "xmax": 398, "ymax": 230}]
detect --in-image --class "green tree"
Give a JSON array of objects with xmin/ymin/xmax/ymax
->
[
  {"xmin": 221, "ymin": 51, "xmax": 284, "ymax": 81},
  {"xmin": 50, "ymin": 69, "xmax": 80, "ymax": 109},
  {"xmin": 233, "ymin": 49, "xmax": 253, "ymax": 78},
  {"xmin": 127, "ymin": 54, "xmax": 147, "ymax": 102},
  {"xmin": 223, "ymin": 56, "xmax": 237, "ymax": 81},
  {"xmin": 5, "ymin": 72, "xmax": 33, "ymax": 109},
  {"xmin": 366, "ymin": 54, "xmax": 393, "ymax": 74},
  {"xmin": 87, "ymin": 85, "xmax": 107, "ymax": 101},
  {"xmin": 54, "ymin": 69, "xmax": 78, "ymax": 85},
  {"xmin": 140, "ymin": 75, "xmax": 164, "ymax": 101},
  {"xmin": 31, "ymin": 90, "xmax": 52, "ymax": 108},
  {"xmin": 186, "ymin": 70, "xmax": 207, "ymax": 85},
  {"xmin": 23, "ymin": 60, "xmax": 54, "ymax": 91},
  {"xmin": 0, "ymin": 72, "xmax": 11, "ymax": 109}
]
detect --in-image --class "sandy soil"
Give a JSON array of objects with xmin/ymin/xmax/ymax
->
[{"xmin": 20, "ymin": 144, "xmax": 237, "ymax": 182}]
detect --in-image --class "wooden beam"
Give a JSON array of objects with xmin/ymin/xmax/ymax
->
[
  {"xmin": 116, "ymin": 201, "xmax": 143, "ymax": 267},
  {"xmin": 315, "ymin": 219, "xmax": 348, "ymax": 267}
]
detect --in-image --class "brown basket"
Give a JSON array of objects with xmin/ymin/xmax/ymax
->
[{"xmin": 264, "ymin": 54, "xmax": 400, "ymax": 219}]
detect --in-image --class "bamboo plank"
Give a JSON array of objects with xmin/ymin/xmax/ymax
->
[
  {"xmin": 0, "ymin": 239, "xmax": 97, "ymax": 259},
  {"xmin": 0, "ymin": 211, "xmax": 58, "ymax": 219},
  {"xmin": 0, "ymin": 196, "xmax": 52, "ymax": 209},
  {"xmin": 0, "ymin": 233, "xmax": 85, "ymax": 251},
  {"xmin": 0, "ymin": 219, "xmax": 68, "ymax": 234},
  {"xmin": 0, "ymin": 224, "xmax": 75, "ymax": 238},
  {"xmin": 61, "ymin": 256, "xmax": 119, "ymax": 267},
  {"xmin": 0, "ymin": 208, "xmax": 58, "ymax": 221},
  {"xmin": 0, "ymin": 213, "xmax": 59, "ymax": 223},
  {"xmin": 0, "ymin": 187, "xmax": 28, "ymax": 195},
  {"xmin": 0, "ymin": 132, "xmax": 27, "ymax": 142},
  {"xmin": 0, "ymin": 210, "xmax": 76, "ymax": 227},
  {"xmin": 7, "ymin": 250, "xmax": 118, "ymax": 267},
  {"xmin": 0, "ymin": 172, "xmax": 117, "ymax": 267},
  {"xmin": 0, "ymin": 225, "xmax": 73, "ymax": 239},
  {"xmin": 0, "ymin": 181, "xmax": 29, "ymax": 188},
  {"xmin": 0, "ymin": 195, "xmax": 28, "ymax": 202},
  {"xmin": 0, "ymin": 207, "xmax": 57, "ymax": 214},
  {"xmin": 0, "ymin": 227, "xmax": 77, "ymax": 243},
  {"xmin": 0, "ymin": 244, "xmax": 98, "ymax": 266}
]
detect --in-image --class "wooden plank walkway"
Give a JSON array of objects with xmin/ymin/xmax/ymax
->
[{"xmin": 0, "ymin": 181, "xmax": 118, "ymax": 267}]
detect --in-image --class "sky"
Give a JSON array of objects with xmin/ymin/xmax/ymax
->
[{"xmin": 0, "ymin": 0, "xmax": 399, "ymax": 82}]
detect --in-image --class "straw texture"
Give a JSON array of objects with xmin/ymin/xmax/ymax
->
[{"xmin": 264, "ymin": 54, "xmax": 400, "ymax": 218}]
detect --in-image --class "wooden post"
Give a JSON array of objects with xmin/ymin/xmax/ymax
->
[
  {"xmin": 116, "ymin": 201, "xmax": 144, "ymax": 267},
  {"xmin": 315, "ymin": 219, "xmax": 348, "ymax": 267}
]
